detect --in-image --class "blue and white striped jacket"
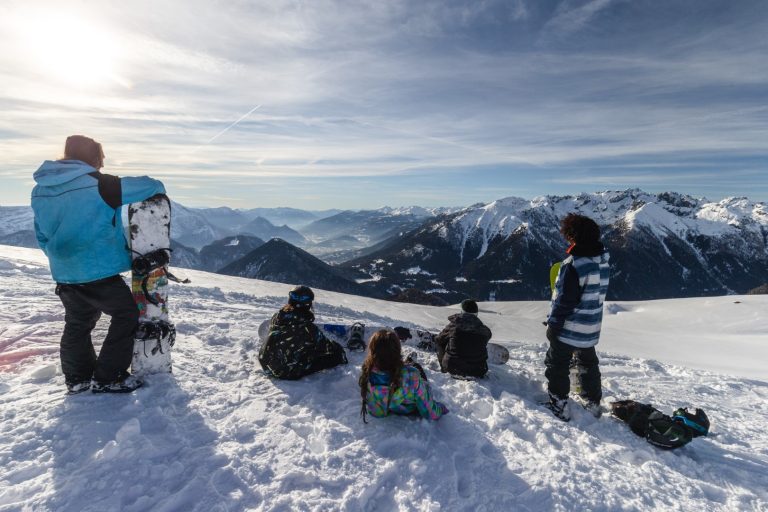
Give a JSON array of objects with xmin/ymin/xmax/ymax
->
[{"xmin": 547, "ymin": 249, "xmax": 610, "ymax": 348}]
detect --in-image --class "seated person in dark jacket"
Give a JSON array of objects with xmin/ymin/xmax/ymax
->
[
  {"xmin": 258, "ymin": 285, "xmax": 347, "ymax": 380},
  {"xmin": 435, "ymin": 299, "xmax": 492, "ymax": 378}
]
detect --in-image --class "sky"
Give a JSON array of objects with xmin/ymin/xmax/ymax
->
[{"xmin": 0, "ymin": 0, "xmax": 766, "ymax": 209}]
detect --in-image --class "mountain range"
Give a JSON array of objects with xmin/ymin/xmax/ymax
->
[
  {"xmin": 1, "ymin": 190, "xmax": 766, "ymax": 302},
  {"xmin": 342, "ymin": 190, "xmax": 768, "ymax": 301}
]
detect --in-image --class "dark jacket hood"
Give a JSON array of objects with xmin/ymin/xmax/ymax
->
[
  {"xmin": 447, "ymin": 312, "xmax": 486, "ymax": 330},
  {"xmin": 275, "ymin": 307, "xmax": 315, "ymax": 325}
]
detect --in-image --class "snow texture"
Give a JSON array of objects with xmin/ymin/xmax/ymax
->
[{"xmin": 1, "ymin": 245, "xmax": 767, "ymax": 511}]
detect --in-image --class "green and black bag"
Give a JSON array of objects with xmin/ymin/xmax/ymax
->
[{"xmin": 610, "ymin": 400, "xmax": 709, "ymax": 450}]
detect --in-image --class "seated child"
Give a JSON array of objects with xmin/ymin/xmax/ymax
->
[
  {"xmin": 359, "ymin": 329, "xmax": 448, "ymax": 421},
  {"xmin": 259, "ymin": 285, "xmax": 347, "ymax": 380}
]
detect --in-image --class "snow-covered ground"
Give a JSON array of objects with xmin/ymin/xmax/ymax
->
[{"xmin": 0, "ymin": 245, "xmax": 766, "ymax": 511}]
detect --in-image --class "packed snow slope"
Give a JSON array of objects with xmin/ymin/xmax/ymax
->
[{"xmin": 1, "ymin": 245, "xmax": 766, "ymax": 512}]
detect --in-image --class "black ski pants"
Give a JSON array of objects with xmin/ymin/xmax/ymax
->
[
  {"xmin": 544, "ymin": 327, "xmax": 602, "ymax": 402},
  {"xmin": 56, "ymin": 275, "xmax": 138, "ymax": 384}
]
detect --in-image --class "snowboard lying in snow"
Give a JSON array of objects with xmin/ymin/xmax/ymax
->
[{"xmin": 256, "ymin": 320, "xmax": 510, "ymax": 365}]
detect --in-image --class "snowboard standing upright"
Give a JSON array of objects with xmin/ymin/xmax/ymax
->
[{"xmin": 128, "ymin": 194, "xmax": 177, "ymax": 375}]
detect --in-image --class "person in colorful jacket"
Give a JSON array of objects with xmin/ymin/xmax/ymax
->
[
  {"xmin": 359, "ymin": 329, "xmax": 448, "ymax": 421},
  {"xmin": 32, "ymin": 135, "xmax": 165, "ymax": 394},
  {"xmin": 545, "ymin": 213, "xmax": 610, "ymax": 421}
]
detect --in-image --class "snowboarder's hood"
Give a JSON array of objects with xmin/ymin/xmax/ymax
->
[
  {"xmin": 34, "ymin": 160, "xmax": 96, "ymax": 186},
  {"xmin": 447, "ymin": 312, "xmax": 486, "ymax": 329},
  {"xmin": 275, "ymin": 307, "xmax": 315, "ymax": 325}
]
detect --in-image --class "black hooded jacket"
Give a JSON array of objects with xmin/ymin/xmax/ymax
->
[
  {"xmin": 258, "ymin": 307, "xmax": 346, "ymax": 379},
  {"xmin": 435, "ymin": 313, "xmax": 492, "ymax": 377}
]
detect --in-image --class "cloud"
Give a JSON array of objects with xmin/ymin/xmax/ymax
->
[
  {"xmin": 0, "ymin": 0, "xmax": 766, "ymax": 207},
  {"xmin": 540, "ymin": 0, "xmax": 616, "ymax": 41}
]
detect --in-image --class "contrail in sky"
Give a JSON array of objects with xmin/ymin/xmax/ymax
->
[
  {"xmin": 189, "ymin": 104, "xmax": 262, "ymax": 153},
  {"xmin": 205, "ymin": 104, "xmax": 262, "ymax": 144}
]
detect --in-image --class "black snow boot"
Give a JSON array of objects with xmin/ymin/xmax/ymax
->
[
  {"xmin": 92, "ymin": 373, "xmax": 143, "ymax": 394},
  {"xmin": 544, "ymin": 392, "xmax": 571, "ymax": 422},
  {"xmin": 66, "ymin": 380, "xmax": 92, "ymax": 395}
]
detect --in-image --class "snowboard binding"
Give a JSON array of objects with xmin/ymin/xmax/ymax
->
[
  {"xmin": 131, "ymin": 248, "xmax": 170, "ymax": 275},
  {"xmin": 346, "ymin": 322, "xmax": 366, "ymax": 351},
  {"xmin": 136, "ymin": 320, "xmax": 177, "ymax": 357},
  {"xmin": 131, "ymin": 248, "xmax": 190, "ymax": 305},
  {"xmin": 415, "ymin": 330, "xmax": 436, "ymax": 351}
]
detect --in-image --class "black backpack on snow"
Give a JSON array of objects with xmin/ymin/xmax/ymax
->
[{"xmin": 610, "ymin": 400, "xmax": 709, "ymax": 450}]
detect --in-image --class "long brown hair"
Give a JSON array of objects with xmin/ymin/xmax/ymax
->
[
  {"xmin": 359, "ymin": 329, "xmax": 403, "ymax": 421},
  {"xmin": 63, "ymin": 135, "xmax": 104, "ymax": 169}
]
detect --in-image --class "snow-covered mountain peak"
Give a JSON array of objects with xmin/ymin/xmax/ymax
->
[
  {"xmin": 696, "ymin": 196, "xmax": 768, "ymax": 228},
  {"xmin": 484, "ymin": 196, "xmax": 530, "ymax": 210},
  {"xmin": 456, "ymin": 189, "xmax": 768, "ymax": 240},
  {"xmin": 625, "ymin": 202, "xmax": 690, "ymax": 238},
  {"xmin": 376, "ymin": 206, "xmax": 432, "ymax": 217},
  {"xmin": 452, "ymin": 198, "xmax": 528, "ymax": 238}
]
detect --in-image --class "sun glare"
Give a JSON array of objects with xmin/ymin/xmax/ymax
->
[{"xmin": 14, "ymin": 8, "xmax": 128, "ymax": 88}]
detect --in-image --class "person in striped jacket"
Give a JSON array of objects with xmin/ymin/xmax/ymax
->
[{"xmin": 545, "ymin": 213, "xmax": 610, "ymax": 421}]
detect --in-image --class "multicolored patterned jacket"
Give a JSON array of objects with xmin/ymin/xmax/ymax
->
[{"xmin": 365, "ymin": 365, "xmax": 448, "ymax": 420}]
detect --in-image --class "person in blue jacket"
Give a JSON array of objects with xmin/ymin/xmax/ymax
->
[{"xmin": 32, "ymin": 135, "xmax": 165, "ymax": 394}]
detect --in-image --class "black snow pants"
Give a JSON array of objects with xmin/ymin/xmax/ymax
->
[
  {"xmin": 544, "ymin": 327, "xmax": 602, "ymax": 402},
  {"xmin": 56, "ymin": 275, "xmax": 139, "ymax": 384}
]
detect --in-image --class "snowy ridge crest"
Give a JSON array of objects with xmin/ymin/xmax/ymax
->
[{"xmin": 441, "ymin": 189, "xmax": 767, "ymax": 257}]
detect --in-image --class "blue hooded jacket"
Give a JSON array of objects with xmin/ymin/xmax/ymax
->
[{"xmin": 31, "ymin": 160, "xmax": 166, "ymax": 284}]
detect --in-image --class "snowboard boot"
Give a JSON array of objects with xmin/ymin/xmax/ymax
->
[
  {"xmin": 544, "ymin": 392, "xmax": 571, "ymax": 422},
  {"xmin": 393, "ymin": 326, "xmax": 412, "ymax": 342},
  {"xmin": 415, "ymin": 330, "xmax": 436, "ymax": 351},
  {"xmin": 66, "ymin": 380, "xmax": 92, "ymax": 395},
  {"xmin": 346, "ymin": 322, "xmax": 366, "ymax": 351},
  {"xmin": 92, "ymin": 373, "xmax": 144, "ymax": 394},
  {"xmin": 574, "ymin": 395, "xmax": 604, "ymax": 418}
]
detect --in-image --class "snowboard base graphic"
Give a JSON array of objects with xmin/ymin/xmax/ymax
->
[
  {"xmin": 129, "ymin": 194, "xmax": 176, "ymax": 375},
  {"xmin": 257, "ymin": 320, "xmax": 510, "ymax": 365}
]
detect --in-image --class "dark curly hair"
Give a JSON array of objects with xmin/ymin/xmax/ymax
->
[{"xmin": 560, "ymin": 213, "xmax": 601, "ymax": 245}]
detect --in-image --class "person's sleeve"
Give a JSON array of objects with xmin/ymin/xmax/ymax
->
[
  {"xmin": 34, "ymin": 219, "xmax": 48, "ymax": 254},
  {"xmin": 435, "ymin": 325, "xmax": 451, "ymax": 349},
  {"xmin": 366, "ymin": 386, "xmax": 388, "ymax": 418},
  {"xmin": 479, "ymin": 323, "xmax": 492, "ymax": 343},
  {"xmin": 547, "ymin": 263, "xmax": 581, "ymax": 331},
  {"xmin": 411, "ymin": 371, "xmax": 449, "ymax": 420},
  {"xmin": 120, "ymin": 176, "xmax": 166, "ymax": 205}
]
